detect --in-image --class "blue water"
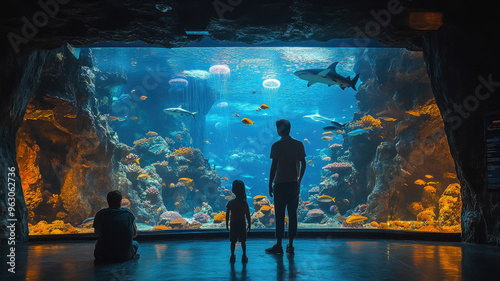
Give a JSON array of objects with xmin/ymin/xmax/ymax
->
[{"xmin": 90, "ymin": 47, "xmax": 363, "ymax": 202}]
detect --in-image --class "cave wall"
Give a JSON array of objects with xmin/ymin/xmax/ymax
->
[{"xmin": 422, "ymin": 20, "xmax": 500, "ymax": 244}]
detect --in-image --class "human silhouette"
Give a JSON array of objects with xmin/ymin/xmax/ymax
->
[
  {"xmin": 226, "ymin": 179, "xmax": 251, "ymax": 262},
  {"xmin": 266, "ymin": 119, "xmax": 306, "ymax": 254},
  {"xmin": 93, "ymin": 190, "xmax": 139, "ymax": 263}
]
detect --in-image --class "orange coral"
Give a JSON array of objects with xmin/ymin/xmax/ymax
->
[
  {"xmin": 378, "ymin": 222, "xmax": 388, "ymax": 229},
  {"xmin": 172, "ymin": 147, "xmax": 193, "ymax": 158},
  {"xmin": 152, "ymin": 225, "xmax": 170, "ymax": 231},
  {"xmin": 133, "ymin": 137, "xmax": 154, "ymax": 146},
  {"xmin": 356, "ymin": 115, "xmax": 382, "ymax": 129},
  {"xmin": 370, "ymin": 221, "xmax": 379, "ymax": 227},
  {"xmin": 213, "ymin": 212, "xmax": 226, "ymax": 223}
]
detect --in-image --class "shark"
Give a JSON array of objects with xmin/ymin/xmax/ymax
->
[
  {"xmin": 163, "ymin": 105, "xmax": 197, "ymax": 118},
  {"xmin": 303, "ymin": 112, "xmax": 333, "ymax": 123},
  {"xmin": 294, "ymin": 62, "xmax": 360, "ymax": 90}
]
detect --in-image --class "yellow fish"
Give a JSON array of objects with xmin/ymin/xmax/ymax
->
[
  {"xmin": 304, "ymin": 138, "xmax": 310, "ymax": 143},
  {"xmin": 379, "ymin": 117, "xmax": 397, "ymax": 122},
  {"xmin": 322, "ymin": 131, "xmax": 334, "ymax": 135},
  {"xmin": 307, "ymin": 160, "xmax": 312, "ymax": 165},
  {"xmin": 318, "ymin": 195, "xmax": 335, "ymax": 203},
  {"xmin": 424, "ymin": 175, "xmax": 433, "ymax": 179},
  {"xmin": 179, "ymin": 177, "xmax": 193, "ymax": 184},
  {"xmin": 140, "ymin": 96, "xmax": 148, "ymax": 100},
  {"xmin": 241, "ymin": 118, "xmax": 254, "ymax": 125},
  {"xmin": 321, "ymin": 136, "xmax": 334, "ymax": 141},
  {"xmin": 135, "ymin": 158, "xmax": 141, "ymax": 165},
  {"xmin": 414, "ymin": 179, "xmax": 426, "ymax": 185},
  {"xmin": 260, "ymin": 104, "xmax": 270, "ymax": 110},
  {"xmin": 346, "ymin": 214, "xmax": 368, "ymax": 224},
  {"xmin": 169, "ymin": 183, "xmax": 175, "ymax": 188},
  {"xmin": 108, "ymin": 116, "xmax": 120, "ymax": 121},
  {"xmin": 322, "ymin": 157, "xmax": 331, "ymax": 161},
  {"xmin": 138, "ymin": 174, "xmax": 151, "ymax": 178},
  {"xmin": 444, "ymin": 172, "xmax": 457, "ymax": 179}
]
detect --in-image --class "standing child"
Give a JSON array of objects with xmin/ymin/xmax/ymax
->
[{"xmin": 226, "ymin": 179, "xmax": 252, "ymax": 263}]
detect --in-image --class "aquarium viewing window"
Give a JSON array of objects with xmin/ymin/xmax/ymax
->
[{"xmin": 17, "ymin": 41, "xmax": 462, "ymax": 236}]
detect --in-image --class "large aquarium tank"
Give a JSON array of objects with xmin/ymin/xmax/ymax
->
[{"xmin": 16, "ymin": 41, "xmax": 462, "ymax": 235}]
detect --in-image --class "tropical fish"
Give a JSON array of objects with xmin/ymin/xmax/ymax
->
[
  {"xmin": 346, "ymin": 214, "xmax": 368, "ymax": 224},
  {"xmin": 204, "ymin": 140, "xmax": 211, "ymax": 144},
  {"xmin": 146, "ymin": 131, "xmax": 158, "ymax": 136},
  {"xmin": 241, "ymin": 118, "xmax": 254, "ymax": 125},
  {"xmin": 318, "ymin": 195, "xmax": 335, "ymax": 203},
  {"xmin": 321, "ymin": 136, "xmax": 334, "ymax": 141},
  {"xmin": 322, "ymin": 157, "xmax": 331, "ymax": 161},
  {"xmin": 195, "ymin": 189, "xmax": 199, "ymax": 192},
  {"xmin": 347, "ymin": 128, "xmax": 371, "ymax": 136},
  {"xmin": 179, "ymin": 177, "xmax": 193, "ymax": 184},
  {"xmin": 260, "ymin": 104, "xmax": 270, "ymax": 109},
  {"xmin": 240, "ymin": 174, "xmax": 255, "ymax": 179},
  {"xmin": 135, "ymin": 158, "xmax": 141, "ymax": 165},
  {"xmin": 56, "ymin": 52, "xmax": 64, "ymax": 61},
  {"xmin": 221, "ymin": 176, "xmax": 228, "ymax": 181},
  {"xmin": 424, "ymin": 175, "xmax": 433, "ymax": 179},
  {"xmin": 145, "ymin": 221, "xmax": 150, "ymax": 225},
  {"xmin": 169, "ymin": 183, "xmax": 175, "ymax": 188},
  {"xmin": 307, "ymin": 160, "xmax": 312, "ymax": 165},
  {"xmin": 294, "ymin": 62, "xmax": 360, "ymax": 90},
  {"xmin": 304, "ymin": 138, "xmax": 310, "ymax": 143},
  {"xmin": 129, "ymin": 116, "xmax": 138, "ymax": 120},
  {"xmin": 138, "ymin": 174, "xmax": 151, "ymax": 178},
  {"xmin": 163, "ymin": 105, "xmax": 197, "ymax": 118},
  {"xmin": 414, "ymin": 179, "xmax": 426, "ymax": 185},
  {"xmin": 330, "ymin": 205, "xmax": 338, "ymax": 212},
  {"xmin": 322, "ymin": 131, "xmax": 334, "ymax": 135},
  {"xmin": 225, "ymin": 195, "xmax": 232, "ymax": 200},
  {"xmin": 80, "ymin": 217, "xmax": 95, "ymax": 225},
  {"xmin": 379, "ymin": 117, "xmax": 397, "ymax": 122},
  {"xmin": 108, "ymin": 116, "xmax": 120, "ymax": 121},
  {"xmin": 82, "ymin": 164, "xmax": 92, "ymax": 169},
  {"xmin": 325, "ymin": 121, "xmax": 347, "ymax": 131},
  {"xmin": 175, "ymin": 202, "xmax": 180, "ymax": 206},
  {"xmin": 140, "ymin": 96, "xmax": 148, "ymax": 100},
  {"xmin": 233, "ymin": 113, "xmax": 241, "ymax": 117},
  {"xmin": 406, "ymin": 110, "xmax": 421, "ymax": 117}
]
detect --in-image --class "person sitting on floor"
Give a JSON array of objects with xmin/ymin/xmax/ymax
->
[{"xmin": 93, "ymin": 190, "xmax": 139, "ymax": 263}]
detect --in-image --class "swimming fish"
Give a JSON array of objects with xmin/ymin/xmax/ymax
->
[
  {"xmin": 108, "ymin": 116, "xmax": 120, "ymax": 121},
  {"xmin": 325, "ymin": 121, "xmax": 347, "ymax": 131},
  {"xmin": 175, "ymin": 202, "xmax": 180, "ymax": 206},
  {"xmin": 252, "ymin": 89, "xmax": 256, "ymax": 94},
  {"xmin": 347, "ymin": 128, "xmax": 371, "ymax": 136},
  {"xmin": 260, "ymin": 104, "xmax": 270, "ymax": 110},
  {"xmin": 322, "ymin": 131, "xmax": 334, "ymax": 135},
  {"xmin": 82, "ymin": 164, "xmax": 92, "ymax": 169},
  {"xmin": 414, "ymin": 179, "xmax": 426, "ymax": 185},
  {"xmin": 140, "ymin": 96, "xmax": 148, "ymax": 100},
  {"xmin": 321, "ymin": 136, "xmax": 334, "ymax": 141},
  {"xmin": 204, "ymin": 140, "xmax": 211, "ymax": 144},
  {"xmin": 80, "ymin": 217, "xmax": 95, "ymax": 225},
  {"xmin": 163, "ymin": 105, "xmax": 197, "ymax": 118},
  {"xmin": 146, "ymin": 131, "xmax": 158, "ymax": 137},
  {"xmin": 318, "ymin": 195, "xmax": 335, "ymax": 203},
  {"xmin": 294, "ymin": 62, "xmax": 360, "ymax": 90},
  {"xmin": 135, "ymin": 158, "xmax": 141, "ymax": 165},
  {"xmin": 221, "ymin": 176, "xmax": 228, "ymax": 181},
  {"xmin": 304, "ymin": 138, "xmax": 310, "ymax": 143},
  {"xmin": 379, "ymin": 117, "xmax": 397, "ymax": 122},
  {"xmin": 169, "ymin": 183, "xmax": 175, "ymax": 188},
  {"xmin": 129, "ymin": 116, "xmax": 138, "ymax": 120},
  {"xmin": 179, "ymin": 177, "xmax": 193, "ymax": 184},
  {"xmin": 322, "ymin": 157, "xmax": 331, "ymax": 161},
  {"xmin": 233, "ymin": 113, "xmax": 241, "ymax": 117},
  {"xmin": 424, "ymin": 175, "xmax": 433, "ymax": 179},
  {"xmin": 444, "ymin": 172, "xmax": 457, "ymax": 179},
  {"xmin": 138, "ymin": 174, "xmax": 151, "ymax": 178},
  {"xmin": 307, "ymin": 160, "xmax": 312, "ymax": 165},
  {"xmin": 241, "ymin": 118, "xmax": 254, "ymax": 125}
]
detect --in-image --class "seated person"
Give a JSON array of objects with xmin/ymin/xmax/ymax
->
[{"xmin": 93, "ymin": 190, "xmax": 139, "ymax": 263}]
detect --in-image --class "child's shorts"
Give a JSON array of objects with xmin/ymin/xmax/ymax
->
[{"xmin": 229, "ymin": 221, "xmax": 247, "ymax": 242}]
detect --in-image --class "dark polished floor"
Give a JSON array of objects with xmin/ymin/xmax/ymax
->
[{"xmin": 2, "ymin": 237, "xmax": 500, "ymax": 280}]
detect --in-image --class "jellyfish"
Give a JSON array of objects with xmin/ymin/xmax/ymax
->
[
  {"xmin": 169, "ymin": 78, "xmax": 189, "ymax": 105},
  {"xmin": 209, "ymin": 65, "xmax": 230, "ymax": 96},
  {"xmin": 182, "ymin": 70, "xmax": 212, "ymax": 117}
]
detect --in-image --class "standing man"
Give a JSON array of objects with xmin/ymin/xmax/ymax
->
[{"xmin": 266, "ymin": 119, "xmax": 306, "ymax": 254}]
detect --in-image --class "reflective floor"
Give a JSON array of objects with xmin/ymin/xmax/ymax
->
[{"xmin": 2, "ymin": 238, "xmax": 500, "ymax": 280}]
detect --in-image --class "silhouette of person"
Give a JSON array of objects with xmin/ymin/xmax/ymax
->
[
  {"xmin": 266, "ymin": 119, "xmax": 306, "ymax": 255},
  {"xmin": 226, "ymin": 180, "xmax": 251, "ymax": 263},
  {"xmin": 93, "ymin": 190, "xmax": 139, "ymax": 263}
]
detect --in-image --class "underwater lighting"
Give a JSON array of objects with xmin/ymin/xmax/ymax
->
[
  {"xmin": 263, "ymin": 79, "xmax": 281, "ymax": 89},
  {"xmin": 182, "ymin": 70, "xmax": 211, "ymax": 80},
  {"xmin": 185, "ymin": 30, "xmax": 210, "ymax": 36},
  {"xmin": 209, "ymin": 65, "xmax": 230, "ymax": 75},
  {"xmin": 168, "ymin": 78, "xmax": 189, "ymax": 87},
  {"xmin": 407, "ymin": 12, "xmax": 443, "ymax": 30}
]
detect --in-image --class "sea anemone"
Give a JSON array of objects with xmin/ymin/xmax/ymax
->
[
  {"xmin": 322, "ymin": 162, "xmax": 352, "ymax": 173},
  {"xmin": 193, "ymin": 212, "xmax": 210, "ymax": 223},
  {"xmin": 160, "ymin": 211, "xmax": 182, "ymax": 220}
]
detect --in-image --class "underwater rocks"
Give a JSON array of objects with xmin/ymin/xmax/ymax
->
[{"xmin": 438, "ymin": 183, "xmax": 461, "ymax": 228}]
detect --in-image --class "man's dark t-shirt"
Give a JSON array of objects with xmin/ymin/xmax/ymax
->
[
  {"xmin": 270, "ymin": 135, "xmax": 306, "ymax": 184},
  {"xmin": 93, "ymin": 208, "xmax": 135, "ymax": 262}
]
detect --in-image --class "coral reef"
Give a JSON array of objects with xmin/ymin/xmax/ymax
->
[
  {"xmin": 438, "ymin": 183, "xmax": 461, "ymax": 228},
  {"xmin": 356, "ymin": 115, "xmax": 382, "ymax": 129},
  {"xmin": 213, "ymin": 212, "xmax": 226, "ymax": 223},
  {"xmin": 322, "ymin": 162, "xmax": 353, "ymax": 174},
  {"xmin": 193, "ymin": 212, "xmax": 211, "ymax": 223}
]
